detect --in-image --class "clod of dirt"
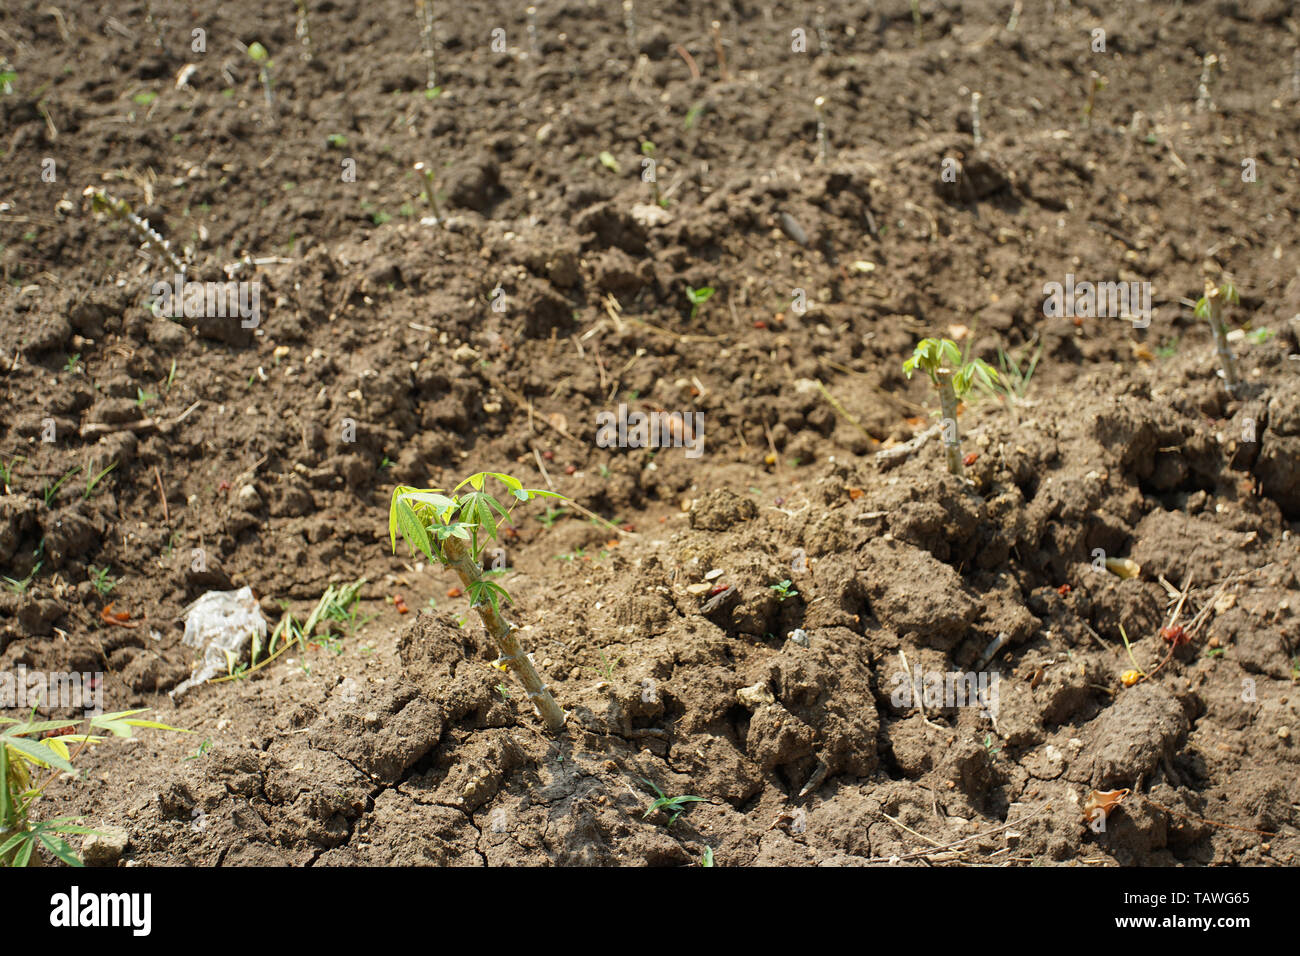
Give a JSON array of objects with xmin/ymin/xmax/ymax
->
[
  {"xmin": 1255, "ymin": 380, "xmax": 1300, "ymax": 517},
  {"xmin": 0, "ymin": 495, "xmax": 39, "ymax": 564},
  {"xmin": 689, "ymin": 489, "xmax": 757, "ymax": 531},
  {"xmin": 442, "ymin": 151, "xmax": 502, "ymax": 213},
  {"xmin": 23, "ymin": 313, "xmax": 73, "ymax": 354},
  {"xmin": 858, "ymin": 539, "xmax": 978, "ymax": 649},
  {"xmin": 80, "ymin": 825, "xmax": 129, "ymax": 866},
  {"xmin": 1073, "ymin": 682, "xmax": 1189, "ymax": 788}
]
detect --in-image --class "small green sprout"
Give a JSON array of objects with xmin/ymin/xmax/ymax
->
[
  {"xmin": 42, "ymin": 466, "xmax": 81, "ymax": 507},
  {"xmin": 389, "ymin": 473, "xmax": 568, "ymax": 731},
  {"xmin": 413, "ymin": 162, "xmax": 443, "ymax": 225},
  {"xmin": 769, "ymin": 579, "xmax": 798, "ymax": 601},
  {"xmin": 537, "ymin": 506, "xmax": 567, "ymax": 528},
  {"xmin": 63, "ymin": 354, "xmax": 80, "ymax": 373},
  {"xmin": 640, "ymin": 778, "xmax": 708, "ymax": 827},
  {"xmin": 326, "ymin": 133, "xmax": 348, "ymax": 149},
  {"xmin": 87, "ymin": 566, "xmax": 115, "ymax": 598},
  {"xmin": 598, "ymin": 150, "xmax": 621, "ymax": 174},
  {"xmin": 82, "ymin": 460, "xmax": 117, "ymax": 500},
  {"xmin": 247, "ymin": 42, "xmax": 274, "ymax": 113},
  {"xmin": 1194, "ymin": 279, "xmax": 1242, "ymax": 396},
  {"xmin": 902, "ymin": 337, "xmax": 998, "ymax": 479},
  {"xmin": 592, "ymin": 649, "xmax": 621, "ymax": 681},
  {"xmin": 182, "ymin": 738, "xmax": 213, "ymax": 762},
  {"xmin": 686, "ymin": 285, "xmax": 715, "ymax": 321},
  {"xmin": 975, "ymin": 340, "xmax": 1041, "ymax": 409},
  {"xmin": 0, "ymin": 455, "xmax": 23, "ymax": 493},
  {"xmin": 3, "ymin": 562, "xmax": 41, "ymax": 595},
  {"xmin": 1082, "ymin": 71, "xmax": 1106, "ymax": 128}
]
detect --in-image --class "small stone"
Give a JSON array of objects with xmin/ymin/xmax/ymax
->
[
  {"xmin": 81, "ymin": 826, "xmax": 129, "ymax": 866},
  {"xmin": 789, "ymin": 628, "xmax": 810, "ymax": 647},
  {"xmin": 704, "ymin": 568, "xmax": 724, "ymax": 580},
  {"xmin": 1278, "ymin": 727, "xmax": 1291, "ymax": 740},
  {"xmin": 737, "ymin": 681, "xmax": 776, "ymax": 709},
  {"xmin": 237, "ymin": 484, "xmax": 262, "ymax": 511},
  {"xmin": 363, "ymin": 712, "xmax": 382, "ymax": 730}
]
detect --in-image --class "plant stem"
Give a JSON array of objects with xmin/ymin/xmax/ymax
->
[
  {"xmin": 1202, "ymin": 280, "xmax": 1241, "ymax": 396},
  {"xmin": 440, "ymin": 535, "xmax": 565, "ymax": 732},
  {"xmin": 936, "ymin": 369, "xmax": 964, "ymax": 478},
  {"xmin": 295, "ymin": 0, "xmax": 313, "ymax": 63},
  {"xmin": 417, "ymin": 0, "xmax": 437, "ymax": 89}
]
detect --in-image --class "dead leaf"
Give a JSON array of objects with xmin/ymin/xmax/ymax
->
[{"xmin": 1082, "ymin": 788, "xmax": 1130, "ymax": 824}]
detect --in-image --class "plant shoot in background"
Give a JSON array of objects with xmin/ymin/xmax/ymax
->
[
  {"xmin": 903, "ymin": 337, "xmax": 998, "ymax": 479},
  {"xmin": 247, "ymin": 42, "xmax": 274, "ymax": 114},
  {"xmin": 84, "ymin": 187, "xmax": 186, "ymax": 279},
  {"xmin": 1194, "ymin": 278, "xmax": 1242, "ymax": 397}
]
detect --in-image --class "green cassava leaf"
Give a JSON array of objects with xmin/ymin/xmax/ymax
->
[{"xmin": 394, "ymin": 497, "xmax": 434, "ymax": 560}]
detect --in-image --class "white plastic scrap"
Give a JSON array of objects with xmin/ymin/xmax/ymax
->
[{"xmin": 170, "ymin": 587, "xmax": 267, "ymax": 698}]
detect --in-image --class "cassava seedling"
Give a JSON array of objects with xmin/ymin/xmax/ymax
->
[
  {"xmin": 389, "ymin": 473, "xmax": 568, "ymax": 732},
  {"xmin": 415, "ymin": 0, "xmax": 437, "ymax": 91},
  {"xmin": 413, "ymin": 162, "xmax": 443, "ymax": 224},
  {"xmin": 1196, "ymin": 53, "xmax": 1220, "ymax": 113},
  {"xmin": 84, "ymin": 187, "xmax": 186, "ymax": 277},
  {"xmin": 1082, "ymin": 71, "xmax": 1106, "ymax": 128},
  {"xmin": 295, "ymin": 0, "xmax": 313, "ymax": 63},
  {"xmin": 527, "ymin": 6, "xmax": 540, "ymax": 58},
  {"xmin": 902, "ymin": 337, "xmax": 998, "ymax": 479},
  {"xmin": 1194, "ymin": 279, "xmax": 1242, "ymax": 397},
  {"xmin": 686, "ymin": 285, "xmax": 715, "ymax": 321},
  {"xmin": 769, "ymin": 579, "xmax": 798, "ymax": 601},
  {"xmin": 247, "ymin": 42, "xmax": 274, "ymax": 114},
  {"xmin": 814, "ymin": 96, "xmax": 828, "ymax": 165},
  {"xmin": 710, "ymin": 20, "xmax": 730, "ymax": 82},
  {"xmin": 622, "ymin": 0, "xmax": 636, "ymax": 51},
  {"xmin": 2, "ymin": 709, "xmax": 185, "ymax": 866}
]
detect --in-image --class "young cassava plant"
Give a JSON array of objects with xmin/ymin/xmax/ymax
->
[
  {"xmin": 84, "ymin": 187, "xmax": 186, "ymax": 278},
  {"xmin": 390, "ymin": 473, "xmax": 567, "ymax": 731},
  {"xmin": 1194, "ymin": 278, "xmax": 1242, "ymax": 397},
  {"xmin": 902, "ymin": 337, "xmax": 997, "ymax": 479},
  {"xmin": 2, "ymin": 710, "xmax": 185, "ymax": 866}
]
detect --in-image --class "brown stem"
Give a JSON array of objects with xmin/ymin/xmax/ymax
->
[
  {"xmin": 1203, "ymin": 281, "xmax": 1241, "ymax": 396},
  {"xmin": 936, "ymin": 371, "xmax": 964, "ymax": 478},
  {"xmin": 440, "ymin": 536, "xmax": 565, "ymax": 733}
]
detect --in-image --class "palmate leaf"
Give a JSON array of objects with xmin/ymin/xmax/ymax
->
[
  {"xmin": 394, "ymin": 497, "xmax": 434, "ymax": 560},
  {"xmin": 0, "ymin": 717, "xmax": 87, "ymax": 735},
  {"xmin": 1, "ymin": 735, "xmax": 76, "ymax": 774},
  {"xmin": 36, "ymin": 830, "xmax": 82, "ymax": 867},
  {"xmin": 467, "ymin": 579, "xmax": 511, "ymax": 617},
  {"xmin": 0, "ymin": 745, "xmax": 11, "ymax": 830}
]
